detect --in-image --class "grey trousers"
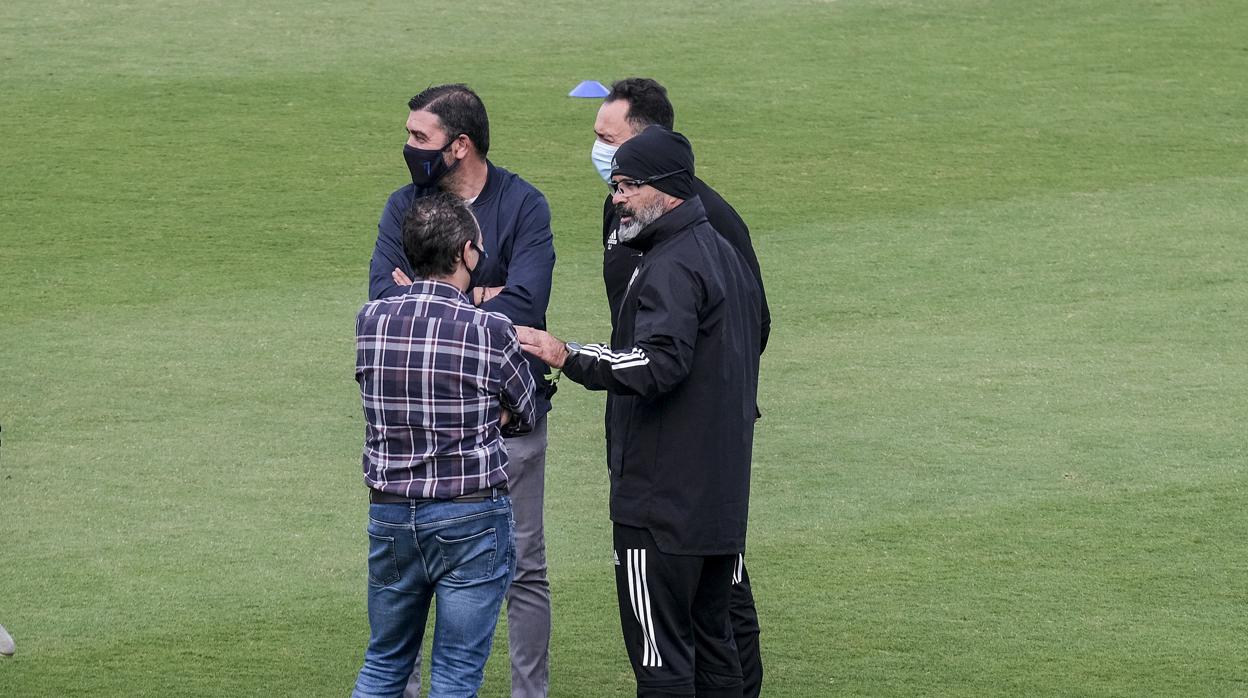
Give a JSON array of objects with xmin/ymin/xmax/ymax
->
[{"xmin": 403, "ymin": 415, "xmax": 551, "ymax": 698}]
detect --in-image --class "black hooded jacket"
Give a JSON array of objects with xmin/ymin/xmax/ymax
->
[
  {"xmin": 565, "ymin": 196, "xmax": 762, "ymax": 555},
  {"xmin": 603, "ymin": 179, "xmax": 770, "ymax": 352}
]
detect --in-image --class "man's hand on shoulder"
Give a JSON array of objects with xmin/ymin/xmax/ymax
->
[
  {"xmin": 516, "ymin": 326, "xmax": 570, "ymax": 369},
  {"xmin": 391, "ymin": 268, "xmax": 413, "ymax": 286}
]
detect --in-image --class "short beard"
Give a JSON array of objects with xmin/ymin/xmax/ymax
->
[{"xmin": 615, "ymin": 197, "xmax": 668, "ymax": 243}]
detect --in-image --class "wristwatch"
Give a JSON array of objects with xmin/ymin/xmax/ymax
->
[{"xmin": 565, "ymin": 341, "xmax": 583, "ymax": 354}]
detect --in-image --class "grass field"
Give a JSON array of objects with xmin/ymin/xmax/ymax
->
[{"xmin": 3, "ymin": 0, "xmax": 1247, "ymax": 695}]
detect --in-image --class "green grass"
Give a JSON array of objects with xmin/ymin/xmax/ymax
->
[{"xmin": 3, "ymin": 0, "xmax": 1247, "ymax": 695}]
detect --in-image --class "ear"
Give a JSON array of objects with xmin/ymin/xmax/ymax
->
[{"xmin": 450, "ymin": 134, "xmax": 471, "ymax": 160}]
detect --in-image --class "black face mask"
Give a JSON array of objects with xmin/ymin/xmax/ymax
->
[{"xmin": 403, "ymin": 139, "xmax": 459, "ymax": 187}]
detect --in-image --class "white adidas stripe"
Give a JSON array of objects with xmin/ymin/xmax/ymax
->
[
  {"xmin": 610, "ymin": 358, "xmax": 650, "ymax": 370},
  {"xmin": 579, "ymin": 343, "xmax": 644, "ymax": 361},
  {"xmin": 626, "ymin": 549, "xmax": 663, "ymax": 668},
  {"xmin": 578, "ymin": 343, "xmax": 651, "ymax": 371},
  {"xmin": 733, "ymin": 553, "xmax": 744, "ymax": 585}
]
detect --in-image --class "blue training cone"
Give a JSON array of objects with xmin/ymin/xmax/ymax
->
[{"xmin": 569, "ymin": 80, "xmax": 609, "ymax": 98}]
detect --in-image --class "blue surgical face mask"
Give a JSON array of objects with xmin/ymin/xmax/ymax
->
[{"xmin": 591, "ymin": 139, "xmax": 619, "ymax": 183}]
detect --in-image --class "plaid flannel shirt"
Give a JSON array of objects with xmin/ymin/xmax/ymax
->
[{"xmin": 356, "ymin": 279, "xmax": 536, "ymax": 499}]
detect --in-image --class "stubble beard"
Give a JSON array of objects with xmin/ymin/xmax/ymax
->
[{"xmin": 615, "ymin": 197, "xmax": 668, "ymax": 243}]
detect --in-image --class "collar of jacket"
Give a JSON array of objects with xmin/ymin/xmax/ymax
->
[
  {"xmin": 621, "ymin": 195, "xmax": 708, "ymax": 253},
  {"xmin": 473, "ymin": 160, "xmax": 500, "ymax": 206}
]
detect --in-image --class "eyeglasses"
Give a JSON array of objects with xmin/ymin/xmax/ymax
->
[
  {"xmin": 470, "ymin": 240, "xmax": 488, "ymax": 259},
  {"xmin": 608, "ymin": 169, "xmax": 686, "ymax": 196}
]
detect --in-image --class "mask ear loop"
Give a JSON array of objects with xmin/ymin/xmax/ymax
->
[{"xmin": 465, "ymin": 238, "xmax": 489, "ymax": 305}]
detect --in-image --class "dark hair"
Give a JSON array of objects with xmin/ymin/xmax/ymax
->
[
  {"xmin": 408, "ymin": 84, "xmax": 490, "ymax": 157},
  {"xmin": 606, "ymin": 77, "xmax": 675, "ymax": 132},
  {"xmin": 401, "ymin": 192, "xmax": 480, "ymax": 279}
]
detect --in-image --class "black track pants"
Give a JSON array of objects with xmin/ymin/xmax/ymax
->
[
  {"xmin": 613, "ymin": 524, "xmax": 744, "ymax": 698},
  {"xmin": 729, "ymin": 555, "xmax": 763, "ymax": 698}
]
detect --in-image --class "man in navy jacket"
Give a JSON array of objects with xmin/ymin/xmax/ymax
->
[
  {"xmin": 368, "ymin": 84, "xmax": 556, "ymax": 698},
  {"xmin": 520, "ymin": 127, "xmax": 761, "ymax": 698}
]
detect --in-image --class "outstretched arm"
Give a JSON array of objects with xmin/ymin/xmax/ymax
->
[{"xmin": 516, "ymin": 259, "xmax": 702, "ymax": 398}]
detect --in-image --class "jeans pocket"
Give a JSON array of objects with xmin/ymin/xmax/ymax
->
[
  {"xmin": 366, "ymin": 531, "xmax": 401, "ymax": 587},
  {"xmin": 436, "ymin": 527, "xmax": 498, "ymax": 582}
]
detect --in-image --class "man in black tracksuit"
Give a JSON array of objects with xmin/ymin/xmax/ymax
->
[
  {"xmin": 518, "ymin": 127, "xmax": 761, "ymax": 697},
  {"xmin": 591, "ymin": 78, "xmax": 768, "ymax": 697},
  {"xmin": 594, "ymin": 79, "xmax": 770, "ymax": 350}
]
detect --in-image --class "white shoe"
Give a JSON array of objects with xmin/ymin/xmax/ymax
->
[{"xmin": 0, "ymin": 624, "xmax": 14, "ymax": 656}]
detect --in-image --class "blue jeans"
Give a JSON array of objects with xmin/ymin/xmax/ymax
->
[
  {"xmin": 404, "ymin": 416, "xmax": 551, "ymax": 698},
  {"xmin": 352, "ymin": 495, "xmax": 514, "ymax": 698}
]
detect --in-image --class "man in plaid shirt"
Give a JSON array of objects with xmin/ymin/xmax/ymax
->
[{"xmin": 352, "ymin": 192, "xmax": 536, "ymax": 698}]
